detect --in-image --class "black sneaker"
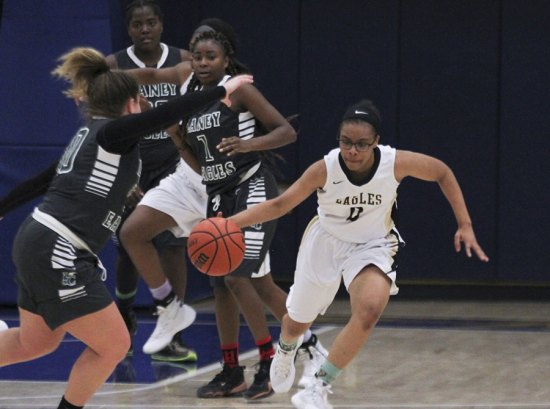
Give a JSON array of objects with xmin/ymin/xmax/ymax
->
[
  {"xmin": 151, "ymin": 332, "xmax": 198, "ymax": 362},
  {"xmin": 120, "ymin": 308, "xmax": 137, "ymax": 356},
  {"xmin": 196, "ymin": 364, "xmax": 247, "ymax": 398},
  {"xmin": 243, "ymin": 359, "xmax": 274, "ymax": 400}
]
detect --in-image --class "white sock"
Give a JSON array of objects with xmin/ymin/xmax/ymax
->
[
  {"xmin": 150, "ymin": 280, "xmax": 172, "ymax": 301},
  {"xmin": 303, "ymin": 329, "xmax": 313, "ymax": 344}
]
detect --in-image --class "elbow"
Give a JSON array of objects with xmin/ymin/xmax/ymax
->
[
  {"xmin": 289, "ymin": 128, "xmax": 297, "ymax": 143},
  {"xmin": 285, "ymin": 127, "xmax": 297, "ymax": 144}
]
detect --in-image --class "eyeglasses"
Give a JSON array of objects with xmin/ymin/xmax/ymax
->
[{"xmin": 337, "ymin": 138, "xmax": 376, "ymax": 152}]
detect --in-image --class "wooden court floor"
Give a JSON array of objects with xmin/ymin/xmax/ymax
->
[{"xmin": 2, "ymin": 298, "xmax": 550, "ymax": 409}]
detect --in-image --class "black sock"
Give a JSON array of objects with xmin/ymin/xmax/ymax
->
[
  {"xmin": 155, "ymin": 291, "xmax": 175, "ymax": 307},
  {"xmin": 58, "ymin": 396, "xmax": 83, "ymax": 409},
  {"xmin": 257, "ymin": 336, "xmax": 275, "ymax": 362},
  {"xmin": 116, "ymin": 295, "xmax": 135, "ymax": 312}
]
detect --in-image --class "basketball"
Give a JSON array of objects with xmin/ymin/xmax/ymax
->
[{"xmin": 187, "ymin": 217, "xmax": 246, "ymax": 276}]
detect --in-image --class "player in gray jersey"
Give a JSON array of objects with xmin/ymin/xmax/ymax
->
[
  {"xmin": 0, "ymin": 46, "xmax": 250, "ymax": 409},
  {"xmin": 228, "ymin": 99, "xmax": 489, "ymax": 409},
  {"xmin": 105, "ymin": 0, "xmax": 196, "ymax": 362}
]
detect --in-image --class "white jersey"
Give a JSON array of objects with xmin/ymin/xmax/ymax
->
[{"xmin": 317, "ymin": 145, "xmax": 400, "ymax": 243}]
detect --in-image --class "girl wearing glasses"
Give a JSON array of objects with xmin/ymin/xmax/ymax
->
[{"xmin": 227, "ymin": 99, "xmax": 489, "ymax": 409}]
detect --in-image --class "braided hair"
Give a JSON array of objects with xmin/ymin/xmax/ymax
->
[
  {"xmin": 197, "ymin": 18, "xmax": 239, "ymax": 53},
  {"xmin": 185, "ymin": 27, "xmax": 292, "ymax": 183},
  {"xmin": 185, "ymin": 30, "xmax": 250, "ymax": 94}
]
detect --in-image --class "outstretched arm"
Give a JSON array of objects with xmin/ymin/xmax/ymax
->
[
  {"xmin": 97, "ymin": 74, "xmax": 253, "ymax": 154},
  {"xmin": 230, "ymin": 159, "xmax": 326, "ymax": 228},
  {"xmin": 0, "ymin": 160, "xmax": 57, "ymax": 218},
  {"xmin": 124, "ymin": 61, "xmax": 192, "ymax": 86},
  {"xmin": 395, "ymin": 150, "xmax": 489, "ymax": 261}
]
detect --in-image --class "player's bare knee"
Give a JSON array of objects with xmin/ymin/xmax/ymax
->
[
  {"xmin": 353, "ymin": 303, "xmax": 384, "ymax": 333},
  {"xmin": 252, "ymin": 284, "xmax": 270, "ymax": 302},
  {"xmin": 101, "ymin": 332, "xmax": 130, "ymax": 364},
  {"xmin": 251, "ymin": 278, "xmax": 277, "ymax": 301},
  {"xmin": 118, "ymin": 221, "xmax": 135, "ymax": 246},
  {"xmin": 223, "ymin": 275, "xmax": 246, "ymax": 296},
  {"xmin": 118, "ymin": 330, "xmax": 132, "ymax": 357},
  {"xmin": 119, "ymin": 219, "xmax": 147, "ymax": 247}
]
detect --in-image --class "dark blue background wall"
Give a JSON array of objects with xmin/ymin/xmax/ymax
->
[{"xmin": 1, "ymin": 0, "xmax": 549, "ymax": 305}]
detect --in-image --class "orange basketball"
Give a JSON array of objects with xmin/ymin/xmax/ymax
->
[{"xmin": 187, "ymin": 217, "xmax": 246, "ymax": 276}]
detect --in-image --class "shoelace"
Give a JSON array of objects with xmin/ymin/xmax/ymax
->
[
  {"xmin": 154, "ymin": 305, "xmax": 167, "ymax": 316},
  {"xmin": 296, "ymin": 344, "xmax": 312, "ymax": 360},
  {"xmin": 308, "ymin": 382, "xmax": 332, "ymax": 405},
  {"xmin": 211, "ymin": 370, "xmax": 228, "ymax": 383},
  {"xmin": 250, "ymin": 361, "xmax": 270, "ymax": 382},
  {"xmin": 149, "ymin": 305, "xmax": 172, "ymax": 338},
  {"xmin": 298, "ymin": 344, "xmax": 328, "ymax": 361},
  {"xmin": 210, "ymin": 364, "xmax": 242, "ymax": 384}
]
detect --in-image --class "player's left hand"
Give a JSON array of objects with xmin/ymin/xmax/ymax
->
[
  {"xmin": 454, "ymin": 225, "xmax": 489, "ymax": 262},
  {"xmin": 217, "ymin": 137, "xmax": 252, "ymax": 156}
]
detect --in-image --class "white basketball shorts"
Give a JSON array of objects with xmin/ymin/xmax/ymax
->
[
  {"xmin": 138, "ymin": 159, "xmax": 207, "ymax": 238},
  {"xmin": 287, "ymin": 217, "xmax": 401, "ymax": 323}
]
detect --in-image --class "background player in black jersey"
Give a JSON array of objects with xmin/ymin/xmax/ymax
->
[
  {"xmin": 106, "ymin": 0, "xmax": 197, "ymax": 362},
  {"xmin": 0, "ymin": 46, "xmax": 251, "ymax": 409},
  {"xmin": 121, "ymin": 26, "xmax": 327, "ymax": 401}
]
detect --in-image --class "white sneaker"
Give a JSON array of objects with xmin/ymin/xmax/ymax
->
[
  {"xmin": 143, "ymin": 301, "xmax": 196, "ymax": 354},
  {"xmin": 0, "ymin": 320, "xmax": 8, "ymax": 331},
  {"xmin": 270, "ymin": 334, "xmax": 304, "ymax": 393},
  {"xmin": 297, "ymin": 333, "xmax": 328, "ymax": 388},
  {"xmin": 291, "ymin": 377, "xmax": 333, "ymax": 409}
]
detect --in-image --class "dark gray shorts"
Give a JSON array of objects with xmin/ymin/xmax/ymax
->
[
  {"xmin": 207, "ymin": 166, "xmax": 278, "ymax": 287},
  {"xmin": 13, "ymin": 216, "xmax": 113, "ymax": 330}
]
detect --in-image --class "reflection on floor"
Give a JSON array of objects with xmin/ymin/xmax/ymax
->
[{"xmin": 0, "ymin": 312, "xmax": 281, "ymax": 384}]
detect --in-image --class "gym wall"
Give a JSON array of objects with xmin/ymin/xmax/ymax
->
[{"xmin": 0, "ymin": 0, "xmax": 548, "ymax": 306}]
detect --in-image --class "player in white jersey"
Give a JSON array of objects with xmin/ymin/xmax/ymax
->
[{"xmin": 229, "ymin": 99, "xmax": 489, "ymax": 409}]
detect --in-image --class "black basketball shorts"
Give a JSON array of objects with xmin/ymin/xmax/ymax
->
[
  {"xmin": 207, "ymin": 166, "xmax": 278, "ymax": 286},
  {"xmin": 13, "ymin": 216, "xmax": 113, "ymax": 330}
]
